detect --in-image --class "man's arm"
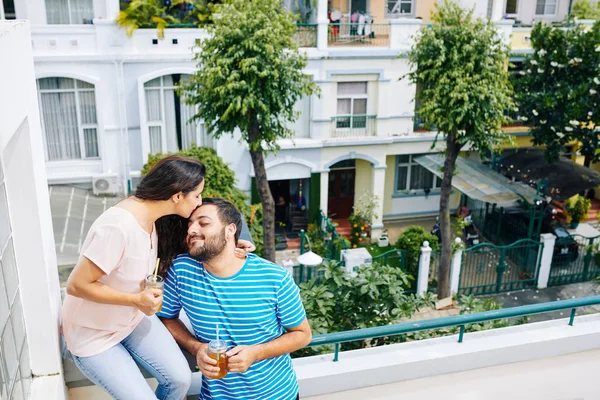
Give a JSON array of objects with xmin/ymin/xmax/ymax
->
[
  {"xmin": 226, "ymin": 319, "xmax": 312, "ymax": 373},
  {"xmin": 160, "ymin": 317, "xmax": 221, "ymax": 378}
]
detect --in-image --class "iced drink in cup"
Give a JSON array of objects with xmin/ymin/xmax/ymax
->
[
  {"xmin": 144, "ymin": 274, "xmax": 164, "ymax": 312},
  {"xmin": 207, "ymin": 339, "xmax": 228, "ymax": 379}
]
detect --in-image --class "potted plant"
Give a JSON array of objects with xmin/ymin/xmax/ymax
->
[
  {"xmin": 566, "ymin": 195, "xmax": 591, "ymax": 229},
  {"xmin": 377, "ymin": 230, "xmax": 389, "ymax": 248}
]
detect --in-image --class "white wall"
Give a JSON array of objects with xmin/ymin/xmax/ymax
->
[
  {"xmin": 516, "ymin": 0, "xmax": 570, "ymax": 24},
  {"xmin": 0, "ymin": 20, "xmax": 65, "ymax": 399}
]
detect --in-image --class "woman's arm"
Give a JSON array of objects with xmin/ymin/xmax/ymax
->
[{"xmin": 66, "ymin": 257, "xmax": 162, "ymax": 315}]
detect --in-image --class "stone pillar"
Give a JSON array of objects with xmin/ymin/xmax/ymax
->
[
  {"xmin": 370, "ymin": 166, "xmax": 386, "ymax": 240},
  {"xmin": 105, "ymin": 0, "xmax": 121, "ymax": 20},
  {"xmin": 320, "ymin": 171, "xmax": 329, "ymax": 218},
  {"xmin": 417, "ymin": 241, "xmax": 432, "ymax": 296},
  {"xmin": 537, "ymin": 233, "xmax": 557, "ymax": 289},
  {"xmin": 316, "ymin": 0, "xmax": 328, "ymax": 50},
  {"xmin": 450, "ymin": 238, "xmax": 463, "ymax": 295}
]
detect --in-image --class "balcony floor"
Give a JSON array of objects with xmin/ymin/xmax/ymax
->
[{"xmin": 305, "ymin": 347, "xmax": 600, "ymax": 400}]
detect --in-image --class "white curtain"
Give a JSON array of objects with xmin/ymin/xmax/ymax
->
[
  {"xmin": 180, "ymin": 99, "xmax": 199, "ymax": 149},
  {"xmin": 337, "ymin": 82, "xmax": 367, "ymax": 95},
  {"xmin": 45, "ymin": 0, "xmax": 93, "ymax": 24},
  {"xmin": 79, "ymin": 90, "xmax": 98, "ymax": 157},
  {"xmin": 163, "ymin": 75, "xmax": 178, "ymax": 153},
  {"xmin": 40, "ymin": 91, "xmax": 81, "ymax": 160},
  {"xmin": 145, "ymin": 85, "xmax": 162, "ymax": 154}
]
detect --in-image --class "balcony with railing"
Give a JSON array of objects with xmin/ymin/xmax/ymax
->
[
  {"xmin": 328, "ymin": 23, "xmax": 391, "ymax": 47},
  {"xmin": 330, "ymin": 115, "xmax": 377, "ymax": 138}
]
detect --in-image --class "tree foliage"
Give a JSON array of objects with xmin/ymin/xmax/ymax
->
[
  {"xmin": 572, "ymin": 0, "xmax": 600, "ymax": 20},
  {"xmin": 180, "ymin": 0, "xmax": 318, "ymax": 261},
  {"xmin": 395, "ymin": 226, "xmax": 440, "ymax": 279},
  {"xmin": 404, "ymin": 1, "xmax": 513, "ymax": 299},
  {"xmin": 513, "ymin": 21, "xmax": 600, "ymax": 164}
]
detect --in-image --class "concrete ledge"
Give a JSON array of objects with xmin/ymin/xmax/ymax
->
[{"xmin": 293, "ymin": 314, "xmax": 600, "ymax": 397}]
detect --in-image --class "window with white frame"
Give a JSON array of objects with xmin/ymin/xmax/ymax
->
[
  {"xmin": 37, "ymin": 77, "xmax": 99, "ymax": 161},
  {"xmin": 0, "ymin": 159, "xmax": 31, "ymax": 399},
  {"xmin": 505, "ymin": 0, "xmax": 518, "ymax": 15},
  {"xmin": 336, "ymin": 82, "xmax": 368, "ymax": 129},
  {"xmin": 395, "ymin": 154, "xmax": 440, "ymax": 193},
  {"xmin": 536, "ymin": 0, "xmax": 557, "ymax": 15},
  {"xmin": 45, "ymin": 0, "xmax": 93, "ymax": 24},
  {"xmin": 386, "ymin": 0, "xmax": 413, "ymax": 16},
  {"xmin": 144, "ymin": 74, "xmax": 213, "ymax": 155},
  {"xmin": 487, "ymin": 0, "xmax": 494, "ymax": 18}
]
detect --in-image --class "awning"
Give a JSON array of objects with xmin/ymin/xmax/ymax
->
[
  {"xmin": 500, "ymin": 148, "xmax": 600, "ymax": 201},
  {"xmin": 414, "ymin": 154, "xmax": 539, "ymax": 206}
]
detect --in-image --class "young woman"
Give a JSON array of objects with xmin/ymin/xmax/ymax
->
[{"xmin": 62, "ymin": 155, "xmax": 254, "ymax": 400}]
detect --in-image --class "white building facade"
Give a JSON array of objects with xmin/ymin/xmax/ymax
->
[{"xmin": 1, "ymin": 0, "xmax": 533, "ymax": 238}]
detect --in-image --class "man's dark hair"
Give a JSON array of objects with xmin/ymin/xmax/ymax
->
[{"xmin": 202, "ymin": 198, "xmax": 243, "ymax": 243}]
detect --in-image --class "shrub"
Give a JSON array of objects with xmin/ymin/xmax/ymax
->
[{"xmin": 395, "ymin": 226, "xmax": 440, "ymax": 278}]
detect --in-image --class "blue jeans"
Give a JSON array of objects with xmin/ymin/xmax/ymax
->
[{"xmin": 71, "ymin": 315, "xmax": 191, "ymax": 400}]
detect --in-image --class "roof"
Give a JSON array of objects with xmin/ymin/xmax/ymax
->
[{"xmin": 414, "ymin": 154, "xmax": 539, "ymax": 206}]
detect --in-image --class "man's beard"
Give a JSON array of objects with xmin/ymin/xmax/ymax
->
[{"xmin": 188, "ymin": 228, "xmax": 228, "ymax": 262}]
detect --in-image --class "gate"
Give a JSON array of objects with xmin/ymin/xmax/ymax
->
[
  {"xmin": 459, "ymin": 239, "xmax": 543, "ymax": 295},
  {"xmin": 548, "ymin": 235, "xmax": 600, "ymax": 286}
]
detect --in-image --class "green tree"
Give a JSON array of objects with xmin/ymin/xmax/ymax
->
[
  {"xmin": 180, "ymin": 0, "xmax": 317, "ymax": 261},
  {"xmin": 513, "ymin": 21, "xmax": 600, "ymax": 166},
  {"xmin": 572, "ymin": 0, "xmax": 600, "ymax": 20},
  {"xmin": 405, "ymin": 1, "xmax": 513, "ymax": 299}
]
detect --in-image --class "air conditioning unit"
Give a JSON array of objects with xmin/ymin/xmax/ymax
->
[{"xmin": 92, "ymin": 174, "xmax": 121, "ymax": 196}]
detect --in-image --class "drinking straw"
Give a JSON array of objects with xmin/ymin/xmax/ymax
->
[{"xmin": 153, "ymin": 258, "xmax": 160, "ymax": 282}]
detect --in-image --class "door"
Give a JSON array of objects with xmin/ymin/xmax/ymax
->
[
  {"xmin": 351, "ymin": 0, "xmax": 367, "ymax": 14},
  {"xmin": 328, "ymin": 169, "xmax": 355, "ymax": 219}
]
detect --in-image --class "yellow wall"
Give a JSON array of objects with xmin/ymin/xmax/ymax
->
[
  {"xmin": 370, "ymin": 0, "xmax": 386, "ymax": 24},
  {"xmin": 354, "ymin": 159, "xmax": 373, "ymax": 207},
  {"xmin": 383, "ymin": 155, "xmax": 396, "ymax": 215},
  {"xmin": 415, "ymin": 0, "xmax": 437, "ymax": 23},
  {"xmin": 511, "ymin": 30, "xmax": 533, "ymax": 51}
]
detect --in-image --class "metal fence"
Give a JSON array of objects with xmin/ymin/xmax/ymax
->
[
  {"xmin": 330, "ymin": 115, "xmax": 377, "ymax": 138},
  {"xmin": 459, "ymin": 239, "xmax": 542, "ymax": 295},
  {"xmin": 328, "ymin": 23, "xmax": 391, "ymax": 47},
  {"xmin": 548, "ymin": 235, "xmax": 600, "ymax": 286}
]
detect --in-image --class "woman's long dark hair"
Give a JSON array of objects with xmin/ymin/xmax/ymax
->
[{"xmin": 135, "ymin": 155, "xmax": 205, "ymax": 274}]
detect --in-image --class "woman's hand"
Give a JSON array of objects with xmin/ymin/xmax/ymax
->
[
  {"xmin": 234, "ymin": 239, "xmax": 256, "ymax": 259},
  {"xmin": 134, "ymin": 288, "xmax": 163, "ymax": 316}
]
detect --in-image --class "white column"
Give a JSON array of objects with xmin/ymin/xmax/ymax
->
[
  {"xmin": 320, "ymin": 171, "xmax": 329, "ymax": 218},
  {"xmin": 537, "ymin": 233, "xmax": 557, "ymax": 289},
  {"xmin": 104, "ymin": 0, "xmax": 121, "ymax": 20},
  {"xmin": 370, "ymin": 166, "xmax": 386, "ymax": 240},
  {"xmin": 316, "ymin": 0, "xmax": 328, "ymax": 50},
  {"xmin": 450, "ymin": 238, "xmax": 463, "ymax": 295},
  {"xmin": 417, "ymin": 241, "xmax": 432, "ymax": 296}
]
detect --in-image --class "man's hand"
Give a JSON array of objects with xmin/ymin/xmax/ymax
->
[
  {"xmin": 226, "ymin": 345, "xmax": 260, "ymax": 373},
  {"xmin": 195, "ymin": 343, "xmax": 221, "ymax": 378}
]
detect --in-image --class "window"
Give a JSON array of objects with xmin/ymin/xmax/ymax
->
[
  {"xmin": 395, "ymin": 154, "xmax": 440, "ymax": 193},
  {"xmin": 37, "ymin": 77, "xmax": 99, "ymax": 161},
  {"xmin": 536, "ymin": 0, "xmax": 557, "ymax": 15},
  {"xmin": 144, "ymin": 75, "xmax": 213, "ymax": 155},
  {"xmin": 336, "ymin": 82, "xmax": 368, "ymax": 129},
  {"xmin": 0, "ymin": 160, "xmax": 31, "ymax": 399},
  {"xmin": 386, "ymin": 0, "xmax": 413, "ymax": 16},
  {"xmin": 45, "ymin": 0, "xmax": 93, "ymax": 24},
  {"xmin": 1, "ymin": 0, "xmax": 16, "ymax": 19},
  {"xmin": 505, "ymin": 0, "xmax": 518, "ymax": 15}
]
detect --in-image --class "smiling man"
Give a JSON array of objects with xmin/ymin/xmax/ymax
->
[{"xmin": 158, "ymin": 198, "xmax": 311, "ymax": 400}]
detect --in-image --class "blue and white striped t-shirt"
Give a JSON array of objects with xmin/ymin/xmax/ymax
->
[{"xmin": 157, "ymin": 253, "xmax": 306, "ymax": 400}]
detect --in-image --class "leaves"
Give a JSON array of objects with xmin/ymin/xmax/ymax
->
[
  {"xmin": 179, "ymin": 0, "xmax": 318, "ymax": 152},
  {"xmin": 513, "ymin": 21, "xmax": 600, "ymax": 163}
]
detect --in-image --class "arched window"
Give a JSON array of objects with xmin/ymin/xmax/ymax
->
[
  {"xmin": 45, "ymin": 0, "xmax": 94, "ymax": 24},
  {"xmin": 37, "ymin": 77, "xmax": 99, "ymax": 161},
  {"xmin": 144, "ymin": 74, "xmax": 213, "ymax": 154}
]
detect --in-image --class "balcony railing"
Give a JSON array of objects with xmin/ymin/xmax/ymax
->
[
  {"xmin": 330, "ymin": 115, "xmax": 376, "ymax": 138},
  {"xmin": 293, "ymin": 24, "xmax": 317, "ymax": 48},
  {"xmin": 328, "ymin": 23, "xmax": 390, "ymax": 47},
  {"xmin": 308, "ymin": 294, "xmax": 600, "ymax": 362}
]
